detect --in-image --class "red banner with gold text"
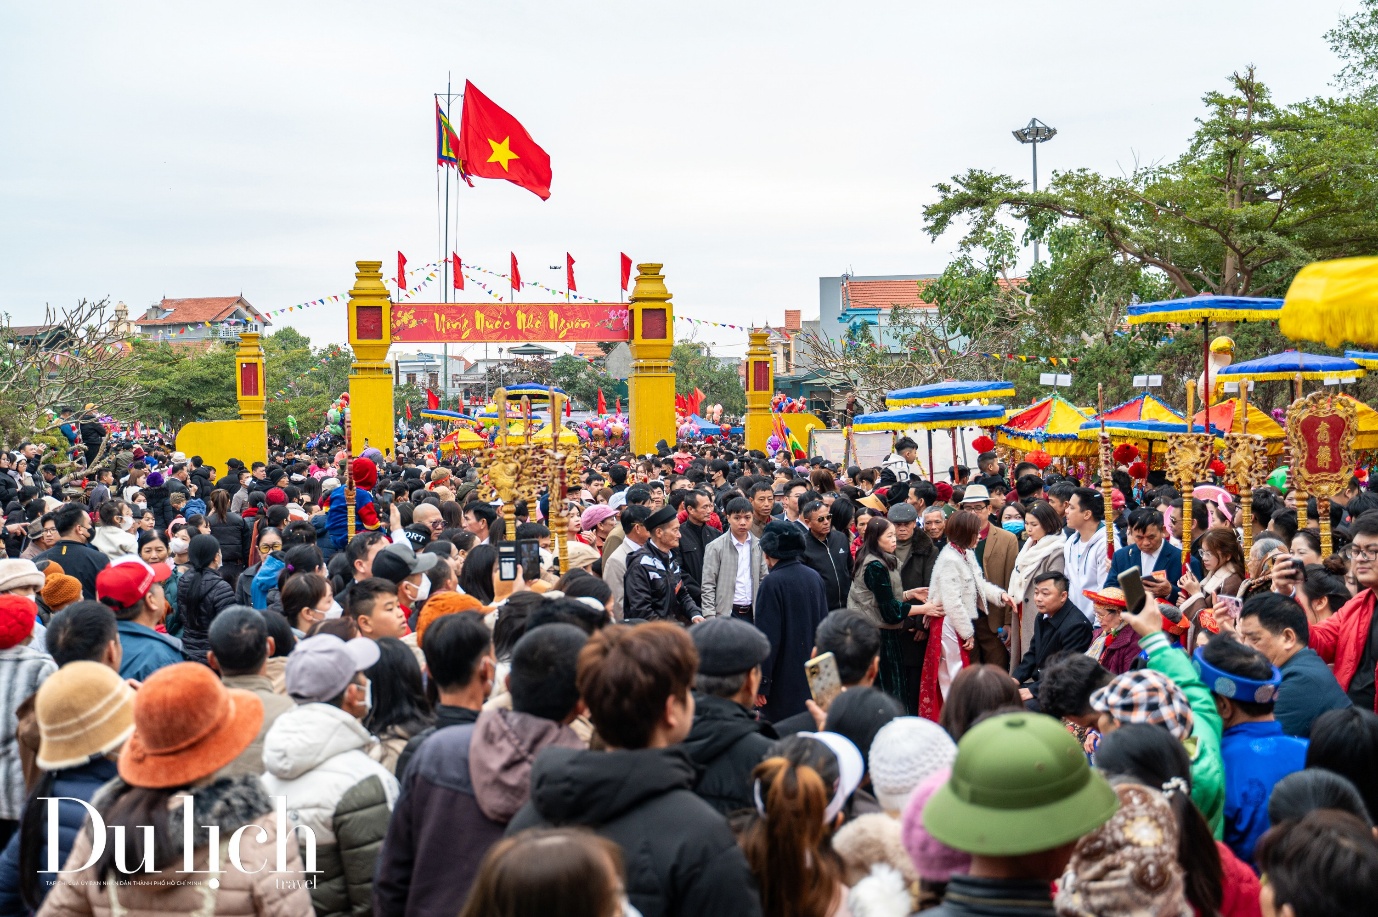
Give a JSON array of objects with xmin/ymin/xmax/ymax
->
[{"xmin": 390, "ymin": 303, "xmax": 630, "ymax": 343}]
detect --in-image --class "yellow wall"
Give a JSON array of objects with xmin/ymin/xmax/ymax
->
[
  {"xmin": 176, "ymin": 419, "xmax": 268, "ymax": 475},
  {"xmin": 781, "ymin": 412, "xmax": 826, "ymax": 443}
]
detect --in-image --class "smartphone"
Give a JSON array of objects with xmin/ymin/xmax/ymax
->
[
  {"xmin": 1118, "ymin": 565, "xmax": 1147, "ymax": 615},
  {"xmin": 516, "ymin": 538, "xmax": 542, "ymax": 581},
  {"xmin": 498, "ymin": 543, "xmax": 519, "ymax": 582},
  {"xmin": 1274, "ymin": 554, "xmax": 1303, "ymax": 584},
  {"xmin": 804, "ymin": 652, "xmax": 843, "ymax": 710}
]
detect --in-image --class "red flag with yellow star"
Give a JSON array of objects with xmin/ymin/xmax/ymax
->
[{"xmin": 457, "ymin": 81, "xmax": 552, "ymax": 200}]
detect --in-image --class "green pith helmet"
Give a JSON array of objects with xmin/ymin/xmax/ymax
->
[{"xmin": 923, "ymin": 712, "xmax": 1119, "ymax": 856}]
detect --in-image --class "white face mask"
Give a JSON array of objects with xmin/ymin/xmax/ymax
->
[
  {"xmin": 169, "ymin": 536, "xmax": 190, "ymax": 554},
  {"xmin": 120, "ymin": 516, "xmax": 136, "ymax": 532},
  {"xmin": 414, "ymin": 575, "xmax": 431, "ymax": 601},
  {"xmin": 326, "ymin": 599, "xmax": 343, "ymax": 619}
]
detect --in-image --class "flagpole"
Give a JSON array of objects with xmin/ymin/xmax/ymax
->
[{"xmin": 441, "ymin": 74, "xmax": 453, "ymax": 407}]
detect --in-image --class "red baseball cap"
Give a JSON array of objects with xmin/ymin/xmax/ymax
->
[{"xmin": 96, "ymin": 557, "xmax": 172, "ymax": 611}]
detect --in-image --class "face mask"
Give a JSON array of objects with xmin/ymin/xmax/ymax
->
[
  {"xmin": 1002, "ymin": 520, "xmax": 1025, "ymax": 535},
  {"xmin": 169, "ymin": 536, "xmax": 190, "ymax": 554},
  {"xmin": 120, "ymin": 516, "xmax": 136, "ymax": 532},
  {"xmin": 134, "ymin": 501, "xmax": 146, "ymax": 510},
  {"xmin": 414, "ymin": 576, "xmax": 431, "ymax": 601},
  {"xmin": 326, "ymin": 599, "xmax": 343, "ymax": 619}
]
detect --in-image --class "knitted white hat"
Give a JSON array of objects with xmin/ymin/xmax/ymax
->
[{"xmin": 869, "ymin": 717, "xmax": 957, "ymax": 813}]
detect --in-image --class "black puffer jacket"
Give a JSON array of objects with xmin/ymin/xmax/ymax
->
[
  {"xmin": 207, "ymin": 510, "xmax": 249, "ymax": 565},
  {"xmin": 142, "ymin": 484, "xmax": 175, "ymax": 531},
  {"xmin": 507, "ymin": 746, "xmax": 762, "ymax": 917},
  {"xmin": 682, "ymin": 694, "xmax": 777, "ymax": 815},
  {"xmin": 177, "ymin": 566, "xmax": 238, "ymax": 663}
]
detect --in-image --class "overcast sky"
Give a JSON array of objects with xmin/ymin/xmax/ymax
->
[{"xmin": 0, "ymin": 1, "xmax": 1355, "ymax": 359}]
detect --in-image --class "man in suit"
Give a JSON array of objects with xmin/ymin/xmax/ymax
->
[
  {"xmin": 1105, "ymin": 508, "xmax": 1200, "ymax": 606},
  {"xmin": 960, "ymin": 485, "xmax": 1018, "ymax": 671},
  {"xmin": 1013, "ymin": 572, "xmax": 1094, "ymax": 707}
]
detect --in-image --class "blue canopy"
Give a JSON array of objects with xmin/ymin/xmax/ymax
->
[
  {"xmin": 853, "ymin": 404, "xmax": 1006, "ymax": 432},
  {"xmin": 686, "ymin": 414, "xmax": 721, "ymax": 434},
  {"xmin": 885, "ymin": 380, "xmax": 1015, "ymax": 407},
  {"xmin": 1125, "ymin": 295, "xmax": 1284, "ymax": 325},
  {"xmin": 1217, "ymin": 351, "xmax": 1364, "ymax": 382},
  {"xmin": 418, "ymin": 409, "xmax": 478, "ymax": 421},
  {"xmin": 1077, "ymin": 418, "xmax": 1224, "ymax": 442},
  {"xmin": 501, "ymin": 383, "xmax": 567, "ymax": 399}
]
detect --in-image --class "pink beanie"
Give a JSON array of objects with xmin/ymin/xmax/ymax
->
[{"xmin": 899, "ymin": 767, "xmax": 971, "ymax": 883}]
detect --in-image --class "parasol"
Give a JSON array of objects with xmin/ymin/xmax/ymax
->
[
  {"xmin": 500, "ymin": 383, "xmax": 568, "ymax": 400},
  {"xmin": 1216, "ymin": 351, "xmax": 1364, "ymax": 384},
  {"xmin": 852, "ymin": 404, "xmax": 1006, "ymax": 432},
  {"xmin": 1345, "ymin": 350, "xmax": 1378, "ymax": 369},
  {"xmin": 419, "ymin": 409, "xmax": 480, "ymax": 422},
  {"xmin": 1127, "ymin": 295, "xmax": 1285, "ymax": 412},
  {"xmin": 1278, "ymin": 257, "xmax": 1378, "ymax": 348},
  {"xmin": 853, "ymin": 404, "xmax": 1006, "ymax": 482},
  {"xmin": 995, "ymin": 394, "xmax": 1093, "ymax": 457},
  {"xmin": 885, "ymin": 380, "xmax": 1016, "ymax": 408}
]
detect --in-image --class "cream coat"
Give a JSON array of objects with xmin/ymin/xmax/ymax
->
[{"xmin": 928, "ymin": 544, "xmax": 1007, "ymax": 641}]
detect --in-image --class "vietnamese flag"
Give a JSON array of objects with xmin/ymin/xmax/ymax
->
[
  {"xmin": 452, "ymin": 253, "xmax": 463, "ymax": 290},
  {"xmin": 620, "ymin": 253, "xmax": 632, "ymax": 291},
  {"xmin": 597, "ymin": 388, "xmax": 607, "ymax": 415},
  {"xmin": 405, "ymin": 403, "xmax": 413, "ymax": 421},
  {"xmin": 457, "ymin": 81, "xmax": 552, "ymax": 200},
  {"xmin": 426, "ymin": 389, "xmax": 440, "ymax": 410},
  {"xmin": 397, "ymin": 252, "xmax": 407, "ymax": 292},
  {"xmin": 510, "ymin": 253, "xmax": 522, "ymax": 294},
  {"xmin": 566, "ymin": 253, "xmax": 577, "ymax": 292}
]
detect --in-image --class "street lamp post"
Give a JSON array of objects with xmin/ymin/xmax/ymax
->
[{"xmin": 1011, "ymin": 117, "xmax": 1057, "ymax": 264}]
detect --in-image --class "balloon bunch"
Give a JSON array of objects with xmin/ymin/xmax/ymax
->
[
  {"xmin": 767, "ymin": 434, "xmax": 783, "ymax": 453},
  {"xmin": 324, "ymin": 393, "xmax": 351, "ymax": 438}
]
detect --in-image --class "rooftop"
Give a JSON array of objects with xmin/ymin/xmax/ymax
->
[{"xmin": 136, "ymin": 296, "xmax": 270, "ymax": 327}]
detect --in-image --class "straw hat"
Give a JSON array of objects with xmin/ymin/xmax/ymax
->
[
  {"xmin": 36, "ymin": 661, "xmax": 136, "ymax": 770},
  {"xmin": 119, "ymin": 662, "xmax": 263, "ymax": 789}
]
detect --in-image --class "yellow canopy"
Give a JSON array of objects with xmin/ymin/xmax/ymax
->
[
  {"xmin": 995, "ymin": 395, "xmax": 1094, "ymax": 457},
  {"xmin": 1279, "ymin": 257, "xmax": 1378, "ymax": 348},
  {"xmin": 1189, "ymin": 398, "xmax": 1286, "ymax": 455}
]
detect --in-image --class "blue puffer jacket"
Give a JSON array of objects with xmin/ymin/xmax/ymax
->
[{"xmin": 0, "ymin": 757, "xmax": 119, "ymax": 914}]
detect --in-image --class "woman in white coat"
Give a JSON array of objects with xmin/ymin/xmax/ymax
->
[
  {"xmin": 1003, "ymin": 501, "xmax": 1067, "ymax": 673},
  {"xmin": 919, "ymin": 510, "xmax": 1014, "ymax": 722}
]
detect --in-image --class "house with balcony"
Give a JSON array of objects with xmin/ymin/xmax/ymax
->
[{"xmin": 135, "ymin": 296, "xmax": 270, "ymax": 343}]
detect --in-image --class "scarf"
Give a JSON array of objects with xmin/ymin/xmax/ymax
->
[{"xmin": 1007, "ymin": 532, "xmax": 1068, "ymax": 603}]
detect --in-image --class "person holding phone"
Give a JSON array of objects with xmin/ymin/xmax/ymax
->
[
  {"xmin": 1105, "ymin": 508, "xmax": 1198, "ymax": 610},
  {"xmin": 1179, "ymin": 529, "xmax": 1246, "ymax": 636}
]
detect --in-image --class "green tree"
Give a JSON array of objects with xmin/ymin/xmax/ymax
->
[
  {"xmin": 671, "ymin": 342, "xmax": 746, "ymax": 415},
  {"xmin": 130, "ymin": 339, "xmax": 238, "ymax": 428},
  {"xmin": 923, "ymin": 68, "xmax": 1378, "ymax": 300},
  {"xmin": 550, "ymin": 354, "xmax": 618, "ymax": 410}
]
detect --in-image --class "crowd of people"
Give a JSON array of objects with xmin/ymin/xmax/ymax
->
[{"xmin": 1, "ymin": 428, "xmax": 1377, "ymax": 917}]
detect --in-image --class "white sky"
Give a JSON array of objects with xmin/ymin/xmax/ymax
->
[{"xmin": 0, "ymin": 1, "xmax": 1355, "ymax": 360}]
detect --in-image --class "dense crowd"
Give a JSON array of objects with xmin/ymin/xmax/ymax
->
[{"xmin": 1, "ymin": 428, "xmax": 1377, "ymax": 917}]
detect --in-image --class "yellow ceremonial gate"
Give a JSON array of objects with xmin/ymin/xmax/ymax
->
[
  {"xmin": 177, "ymin": 259, "xmax": 778, "ymax": 470},
  {"xmin": 344, "ymin": 259, "xmax": 680, "ymax": 458}
]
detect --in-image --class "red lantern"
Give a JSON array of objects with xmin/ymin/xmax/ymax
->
[
  {"xmin": 972, "ymin": 435, "xmax": 996, "ymax": 453},
  {"xmin": 1209, "ymin": 458, "xmax": 1227, "ymax": 478},
  {"xmin": 1113, "ymin": 443, "xmax": 1140, "ymax": 465},
  {"xmin": 1127, "ymin": 461, "xmax": 1148, "ymax": 480},
  {"xmin": 1028, "ymin": 449, "xmax": 1052, "ymax": 470}
]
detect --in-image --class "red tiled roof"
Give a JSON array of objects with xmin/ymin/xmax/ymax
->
[
  {"xmin": 843, "ymin": 278, "xmax": 1025, "ymax": 312},
  {"xmin": 572, "ymin": 342, "xmax": 604, "ymax": 360},
  {"xmin": 136, "ymin": 296, "xmax": 270, "ymax": 327},
  {"xmin": 784, "ymin": 309, "xmax": 802, "ymax": 331},
  {"xmin": 843, "ymin": 280, "xmax": 936, "ymax": 312}
]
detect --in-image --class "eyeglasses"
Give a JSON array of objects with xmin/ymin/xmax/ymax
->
[{"xmin": 1352, "ymin": 544, "xmax": 1378, "ymax": 561}]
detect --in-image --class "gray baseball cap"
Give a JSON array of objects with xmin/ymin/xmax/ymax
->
[{"xmin": 285, "ymin": 635, "xmax": 381, "ymax": 703}]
